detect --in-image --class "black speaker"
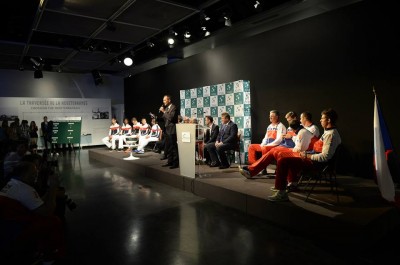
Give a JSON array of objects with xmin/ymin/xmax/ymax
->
[{"xmin": 92, "ymin": 70, "xmax": 103, "ymax": 86}]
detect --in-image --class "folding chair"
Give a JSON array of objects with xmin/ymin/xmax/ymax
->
[
  {"xmin": 227, "ymin": 134, "xmax": 242, "ymax": 167},
  {"xmin": 299, "ymin": 144, "xmax": 342, "ymax": 203}
]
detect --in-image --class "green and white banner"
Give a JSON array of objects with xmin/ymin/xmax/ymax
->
[{"xmin": 180, "ymin": 80, "xmax": 251, "ymax": 163}]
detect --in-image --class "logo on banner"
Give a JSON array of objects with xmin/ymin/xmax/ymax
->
[
  {"xmin": 203, "ymin": 86, "xmax": 210, "ymax": 97},
  {"xmin": 226, "ymin": 82, "xmax": 234, "ymax": 94},
  {"xmin": 191, "ymin": 98, "xmax": 197, "ymax": 108},
  {"xmin": 226, "ymin": 94, "xmax": 234, "ymax": 105},
  {"xmin": 203, "ymin": 97, "xmax": 210, "ymax": 107},
  {"xmin": 226, "ymin": 105, "xmax": 234, "ymax": 116},
  {"xmin": 234, "ymin": 92, "xmax": 243, "ymax": 105},
  {"xmin": 210, "ymin": 85, "xmax": 218, "ymax": 96},
  {"xmin": 197, "ymin": 87, "xmax": 203, "ymax": 98},
  {"xmin": 235, "ymin": 105, "xmax": 244, "ymax": 116},
  {"xmin": 210, "ymin": 96, "xmax": 218, "ymax": 107},
  {"xmin": 197, "ymin": 97, "xmax": 203, "ymax": 108}
]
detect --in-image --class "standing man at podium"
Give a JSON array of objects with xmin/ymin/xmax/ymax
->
[{"xmin": 160, "ymin": 95, "xmax": 179, "ymax": 169}]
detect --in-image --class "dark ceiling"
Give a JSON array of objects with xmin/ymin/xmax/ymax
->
[{"xmin": 0, "ymin": 0, "xmax": 361, "ymax": 77}]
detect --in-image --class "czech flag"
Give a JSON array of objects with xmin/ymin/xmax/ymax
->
[{"xmin": 373, "ymin": 95, "xmax": 395, "ymax": 202}]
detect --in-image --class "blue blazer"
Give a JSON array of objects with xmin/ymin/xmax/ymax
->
[{"xmin": 217, "ymin": 121, "xmax": 238, "ymax": 144}]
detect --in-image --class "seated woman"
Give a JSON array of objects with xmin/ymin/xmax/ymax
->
[{"xmin": 267, "ymin": 108, "xmax": 341, "ymax": 202}]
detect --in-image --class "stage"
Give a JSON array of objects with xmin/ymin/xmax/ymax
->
[{"xmin": 88, "ymin": 148, "xmax": 400, "ymax": 251}]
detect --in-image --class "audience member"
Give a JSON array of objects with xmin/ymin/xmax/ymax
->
[
  {"xmin": 29, "ymin": 121, "xmax": 39, "ymax": 152},
  {"xmin": 41, "ymin": 116, "xmax": 53, "ymax": 152}
]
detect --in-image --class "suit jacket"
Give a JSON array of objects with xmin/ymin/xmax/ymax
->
[
  {"xmin": 217, "ymin": 121, "xmax": 238, "ymax": 144},
  {"xmin": 205, "ymin": 124, "xmax": 219, "ymax": 144},
  {"xmin": 162, "ymin": 103, "xmax": 178, "ymax": 135},
  {"xmin": 41, "ymin": 121, "xmax": 53, "ymax": 139}
]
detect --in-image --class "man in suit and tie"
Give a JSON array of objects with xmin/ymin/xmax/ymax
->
[
  {"xmin": 205, "ymin": 112, "xmax": 238, "ymax": 169},
  {"xmin": 159, "ymin": 95, "xmax": 179, "ymax": 169},
  {"xmin": 204, "ymin": 116, "xmax": 219, "ymax": 165},
  {"xmin": 41, "ymin": 116, "xmax": 53, "ymax": 152}
]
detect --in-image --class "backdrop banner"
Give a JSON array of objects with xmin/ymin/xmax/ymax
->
[{"xmin": 180, "ymin": 80, "xmax": 251, "ymax": 163}]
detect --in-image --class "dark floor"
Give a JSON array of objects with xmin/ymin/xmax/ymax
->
[{"xmin": 49, "ymin": 149, "xmax": 400, "ymax": 265}]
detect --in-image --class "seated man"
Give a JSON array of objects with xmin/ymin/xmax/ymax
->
[
  {"xmin": 102, "ymin": 118, "xmax": 120, "ymax": 150},
  {"xmin": 198, "ymin": 116, "xmax": 219, "ymax": 165},
  {"xmin": 239, "ymin": 119, "xmax": 313, "ymax": 178},
  {"xmin": 282, "ymin": 111, "xmax": 298, "ymax": 148},
  {"xmin": 300, "ymin": 111, "xmax": 320, "ymax": 147},
  {"xmin": 247, "ymin": 110, "xmax": 287, "ymax": 164},
  {"xmin": 268, "ymin": 108, "xmax": 342, "ymax": 202},
  {"xmin": 135, "ymin": 118, "xmax": 161, "ymax": 154},
  {"xmin": 117, "ymin": 118, "xmax": 132, "ymax": 151},
  {"xmin": 205, "ymin": 112, "xmax": 238, "ymax": 169},
  {"xmin": 0, "ymin": 161, "xmax": 65, "ymax": 263}
]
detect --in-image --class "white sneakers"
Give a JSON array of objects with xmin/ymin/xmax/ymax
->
[{"xmin": 267, "ymin": 190, "xmax": 289, "ymax": 202}]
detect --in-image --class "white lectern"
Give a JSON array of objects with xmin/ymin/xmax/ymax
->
[{"xmin": 176, "ymin": 123, "xmax": 197, "ymax": 178}]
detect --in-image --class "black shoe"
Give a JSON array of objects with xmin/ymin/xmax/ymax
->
[
  {"xmin": 154, "ymin": 149, "xmax": 161, "ymax": 153},
  {"xmin": 219, "ymin": 164, "xmax": 230, "ymax": 169},
  {"xmin": 261, "ymin": 169, "xmax": 268, "ymax": 175},
  {"xmin": 169, "ymin": 164, "xmax": 179, "ymax": 169},
  {"xmin": 162, "ymin": 163, "xmax": 172, "ymax": 167},
  {"xmin": 210, "ymin": 162, "xmax": 221, "ymax": 167},
  {"xmin": 160, "ymin": 157, "xmax": 167, "ymax": 160}
]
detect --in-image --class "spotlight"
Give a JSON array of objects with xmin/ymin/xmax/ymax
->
[
  {"xmin": 87, "ymin": 45, "xmax": 96, "ymax": 52},
  {"xmin": 30, "ymin": 58, "xmax": 40, "ymax": 67},
  {"xmin": 201, "ymin": 11, "xmax": 210, "ymax": 21},
  {"xmin": 124, "ymin": 57, "xmax": 133, "ymax": 66},
  {"xmin": 184, "ymin": 31, "xmax": 191, "ymax": 39},
  {"xmin": 147, "ymin": 41, "xmax": 155, "ymax": 48},
  {"xmin": 92, "ymin": 70, "xmax": 103, "ymax": 86},
  {"xmin": 224, "ymin": 16, "xmax": 232, "ymax": 27},
  {"xmin": 254, "ymin": 1, "xmax": 260, "ymax": 8},
  {"xmin": 34, "ymin": 70, "xmax": 43, "ymax": 79},
  {"xmin": 202, "ymin": 27, "xmax": 210, "ymax": 37},
  {"xmin": 167, "ymin": 37, "xmax": 175, "ymax": 45}
]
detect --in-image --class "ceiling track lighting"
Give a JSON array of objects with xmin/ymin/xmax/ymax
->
[
  {"xmin": 224, "ymin": 16, "xmax": 232, "ymax": 27},
  {"xmin": 254, "ymin": 1, "xmax": 260, "ymax": 9},
  {"xmin": 147, "ymin": 41, "xmax": 155, "ymax": 48}
]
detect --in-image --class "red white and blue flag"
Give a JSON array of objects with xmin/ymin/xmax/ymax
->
[{"xmin": 373, "ymin": 94, "xmax": 395, "ymax": 202}]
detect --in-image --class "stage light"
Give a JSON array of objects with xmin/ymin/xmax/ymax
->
[
  {"xmin": 184, "ymin": 31, "xmax": 191, "ymax": 39},
  {"xmin": 92, "ymin": 70, "xmax": 103, "ymax": 86},
  {"xmin": 124, "ymin": 57, "xmax": 133, "ymax": 66},
  {"xmin": 167, "ymin": 37, "xmax": 175, "ymax": 45},
  {"xmin": 254, "ymin": 1, "xmax": 260, "ymax": 8},
  {"xmin": 201, "ymin": 11, "xmax": 210, "ymax": 21},
  {"xmin": 202, "ymin": 27, "xmax": 210, "ymax": 37},
  {"xmin": 30, "ymin": 58, "xmax": 40, "ymax": 67},
  {"xmin": 224, "ymin": 16, "xmax": 232, "ymax": 27},
  {"xmin": 147, "ymin": 41, "xmax": 155, "ymax": 48},
  {"xmin": 34, "ymin": 70, "xmax": 43, "ymax": 79}
]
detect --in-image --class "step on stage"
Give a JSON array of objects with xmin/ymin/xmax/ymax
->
[{"xmin": 89, "ymin": 148, "xmax": 400, "ymax": 251}]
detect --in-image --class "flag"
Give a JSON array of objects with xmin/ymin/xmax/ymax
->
[{"xmin": 373, "ymin": 95, "xmax": 395, "ymax": 202}]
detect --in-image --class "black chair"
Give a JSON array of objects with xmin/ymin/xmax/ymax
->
[
  {"xmin": 299, "ymin": 144, "xmax": 342, "ymax": 203},
  {"xmin": 227, "ymin": 134, "xmax": 242, "ymax": 167}
]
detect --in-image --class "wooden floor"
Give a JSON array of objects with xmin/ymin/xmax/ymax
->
[{"xmin": 88, "ymin": 147, "xmax": 400, "ymax": 251}]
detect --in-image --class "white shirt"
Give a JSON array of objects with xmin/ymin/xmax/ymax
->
[{"xmin": 0, "ymin": 178, "xmax": 43, "ymax": 210}]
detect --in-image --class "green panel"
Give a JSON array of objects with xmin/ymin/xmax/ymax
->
[
  {"xmin": 211, "ymin": 107, "xmax": 218, "ymax": 116},
  {"xmin": 185, "ymin": 108, "xmax": 191, "ymax": 117},
  {"xmin": 185, "ymin": 90, "xmax": 191, "ymax": 99},
  {"xmin": 244, "ymin": 104, "xmax": 251, "ymax": 116},
  {"xmin": 225, "ymin": 82, "xmax": 234, "ymax": 94},
  {"xmin": 210, "ymin": 85, "xmax": 218, "ymax": 96},
  {"xmin": 203, "ymin": 97, "xmax": 210, "ymax": 107},
  {"xmin": 234, "ymin": 92, "xmax": 243, "ymax": 105},
  {"xmin": 226, "ymin": 105, "xmax": 234, "ymax": 116},
  {"xmin": 197, "ymin": 87, "xmax": 203, "ymax": 97},
  {"xmin": 197, "ymin": 108, "xmax": 204, "ymax": 118},
  {"xmin": 234, "ymin": 117, "xmax": 244, "ymax": 129},
  {"xmin": 52, "ymin": 119, "xmax": 81, "ymax": 144},
  {"xmin": 191, "ymin": 98, "xmax": 197, "ymax": 108},
  {"xmin": 217, "ymin": 95, "xmax": 225, "ymax": 106}
]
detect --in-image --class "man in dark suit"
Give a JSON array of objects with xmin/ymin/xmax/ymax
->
[
  {"xmin": 201, "ymin": 116, "xmax": 219, "ymax": 165},
  {"xmin": 205, "ymin": 112, "xmax": 238, "ymax": 169},
  {"xmin": 159, "ymin": 95, "xmax": 179, "ymax": 169},
  {"xmin": 41, "ymin": 116, "xmax": 53, "ymax": 152}
]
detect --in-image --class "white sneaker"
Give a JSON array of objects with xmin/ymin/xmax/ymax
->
[
  {"xmin": 267, "ymin": 190, "xmax": 289, "ymax": 202},
  {"xmin": 270, "ymin": 186, "xmax": 278, "ymax": 192},
  {"xmin": 239, "ymin": 166, "xmax": 252, "ymax": 179}
]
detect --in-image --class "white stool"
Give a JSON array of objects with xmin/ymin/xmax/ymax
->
[{"xmin": 123, "ymin": 136, "xmax": 139, "ymax": 160}]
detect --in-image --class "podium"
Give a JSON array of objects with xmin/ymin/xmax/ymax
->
[{"xmin": 176, "ymin": 124, "xmax": 207, "ymax": 178}]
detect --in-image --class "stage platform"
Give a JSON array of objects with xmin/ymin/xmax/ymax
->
[{"xmin": 88, "ymin": 148, "xmax": 400, "ymax": 252}]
